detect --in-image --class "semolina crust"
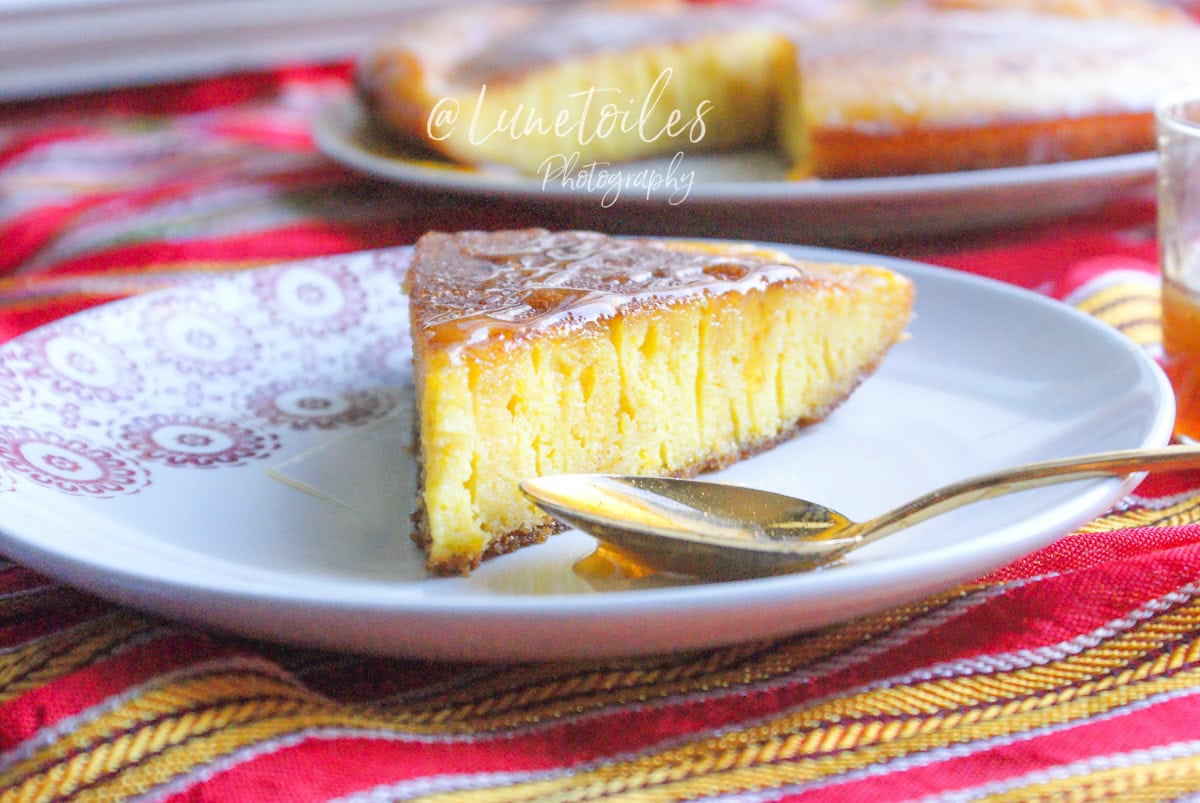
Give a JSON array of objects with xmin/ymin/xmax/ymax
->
[
  {"xmin": 805, "ymin": 111, "xmax": 1155, "ymax": 179},
  {"xmin": 410, "ymin": 510, "xmax": 564, "ymax": 577}
]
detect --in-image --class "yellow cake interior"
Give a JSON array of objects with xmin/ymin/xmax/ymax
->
[{"xmin": 427, "ymin": 33, "xmax": 795, "ymax": 175}]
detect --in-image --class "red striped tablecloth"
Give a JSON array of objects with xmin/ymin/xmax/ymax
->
[{"xmin": 4, "ymin": 64, "xmax": 1200, "ymax": 801}]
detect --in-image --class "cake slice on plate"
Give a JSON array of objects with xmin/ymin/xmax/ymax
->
[{"xmin": 406, "ymin": 229, "xmax": 914, "ymax": 575}]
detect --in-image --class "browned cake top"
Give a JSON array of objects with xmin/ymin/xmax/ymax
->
[
  {"xmin": 448, "ymin": 5, "xmax": 750, "ymax": 86},
  {"xmin": 407, "ymin": 229, "xmax": 846, "ymax": 354},
  {"xmin": 801, "ymin": 8, "xmax": 1200, "ymax": 128}
]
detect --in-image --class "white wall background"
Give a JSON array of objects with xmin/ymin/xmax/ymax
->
[{"xmin": 0, "ymin": 0, "xmax": 471, "ymax": 100}]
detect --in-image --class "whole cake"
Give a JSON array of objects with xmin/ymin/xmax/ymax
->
[
  {"xmin": 406, "ymin": 229, "xmax": 914, "ymax": 575},
  {"xmin": 358, "ymin": 0, "xmax": 1200, "ymax": 178}
]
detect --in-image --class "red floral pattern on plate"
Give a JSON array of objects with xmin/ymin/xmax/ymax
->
[
  {"xmin": 0, "ymin": 251, "xmax": 411, "ymax": 497},
  {"xmin": 13, "ymin": 324, "xmax": 144, "ymax": 404},
  {"xmin": 351, "ymin": 335, "xmax": 412, "ymax": 384},
  {"xmin": 0, "ymin": 356, "xmax": 22, "ymax": 408},
  {"xmin": 139, "ymin": 296, "xmax": 261, "ymax": 379},
  {"xmin": 243, "ymin": 378, "xmax": 397, "ymax": 430},
  {"xmin": 250, "ymin": 262, "xmax": 369, "ymax": 337},
  {"xmin": 0, "ymin": 425, "xmax": 149, "ymax": 497},
  {"xmin": 115, "ymin": 413, "xmax": 281, "ymax": 468}
]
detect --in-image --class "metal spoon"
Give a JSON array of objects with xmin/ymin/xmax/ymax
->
[{"xmin": 520, "ymin": 444, "xmax": 1200, "ymax": 581}]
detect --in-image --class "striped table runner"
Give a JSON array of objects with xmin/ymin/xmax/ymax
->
[{"xmin": 4, "ymin": 64, "xmax": 1200, "ymax": 802}]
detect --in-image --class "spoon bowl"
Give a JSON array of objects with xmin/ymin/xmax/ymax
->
[{"xmin": 520, "ymin": 444, "xmax": 1200, "ymax": 581}]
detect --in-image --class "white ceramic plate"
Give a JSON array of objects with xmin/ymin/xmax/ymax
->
[
  {"xmin": 0, "ymin": 244, "xmax": 1173, "ymax": 661},
  {"xmin": 313, "ymin": 96, "xmax": 1158, "ymax": 245}
]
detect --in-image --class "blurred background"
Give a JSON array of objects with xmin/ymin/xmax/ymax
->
[{"xmin": 0, "ymin": 0, "xmax": 545, "ymax": 100}]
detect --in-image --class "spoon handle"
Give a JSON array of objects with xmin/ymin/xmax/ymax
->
[{"xmin": 848, "ymin": 443, "xmax": 1200, "ymax": 546}]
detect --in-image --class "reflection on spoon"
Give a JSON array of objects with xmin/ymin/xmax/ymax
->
[{"xmin": 521, "ymin": 444, "xmax": 1200, "ymax": 581}]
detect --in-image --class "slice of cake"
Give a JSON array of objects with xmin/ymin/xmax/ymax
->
[{"xmin": 406, "ymin": 229, "xmax": 914, "ymax": 575}]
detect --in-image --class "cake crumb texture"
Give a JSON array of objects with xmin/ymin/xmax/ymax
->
[{"xmin": 407, "ymin": 230, "xmax": 913, "ymax": 575}]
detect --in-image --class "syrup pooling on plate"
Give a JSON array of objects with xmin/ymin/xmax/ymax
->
[{"xmin": 413, "ymin": 230, "xmax": 834, "ymax": 354}]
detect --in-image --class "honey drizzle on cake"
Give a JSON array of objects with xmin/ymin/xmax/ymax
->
[{"xmin": 414, "ymin": 231, "xmax": 814, "ymax": 354}]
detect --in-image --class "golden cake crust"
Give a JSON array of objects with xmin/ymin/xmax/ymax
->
[
  {"xmin": 798, "ymin": 6, "xmax": 1200, "ymax": 176},
  {"xmin": 408, "ymin": 229, "xmax": 876, "ymax": 356}
]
